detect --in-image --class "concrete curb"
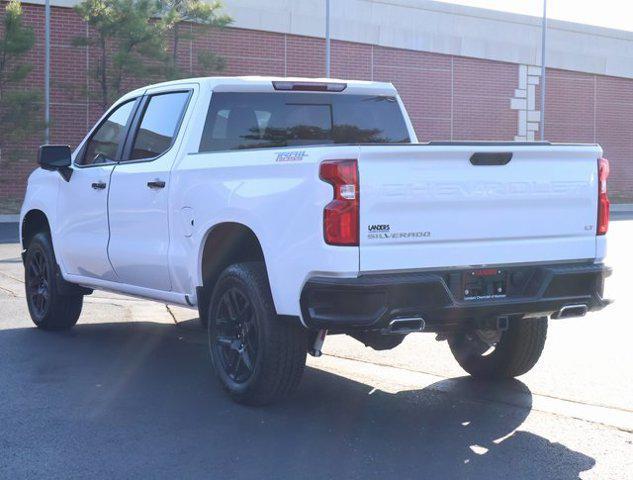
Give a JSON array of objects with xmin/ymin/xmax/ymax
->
[{"xmin": 0, "ymin": 215, "xmax": 19, "ymax": 223}]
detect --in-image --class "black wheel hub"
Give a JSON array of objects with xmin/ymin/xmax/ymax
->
[
  {"xmin": 211, "ymin": 287, "xmax": 258, "ymax": 384},
  {"xmin": 26, "ymin": 250, "xmax": 50, "ymax": 319}
]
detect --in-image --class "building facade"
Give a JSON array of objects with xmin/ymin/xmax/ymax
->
[{"xmin": 1, "ymin": 0, "xmax": 633, "ymax": 212}]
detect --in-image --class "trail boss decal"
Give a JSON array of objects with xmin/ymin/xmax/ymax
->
[
  {"xmin": 367, "ymin": 225, "xmax": 431, "ymax": 240},
  {"xmin": 276, "ymin": 150, "xmax": 307, "ymax": 162}
]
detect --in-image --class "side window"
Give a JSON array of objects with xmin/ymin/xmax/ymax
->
[
  {"xmin": 81, "ymin": 100, "xmax": 136, "ymax": 166},
  {"xmin": 128, "ymin": 91, "xmax": 190, "ymax": 161}
]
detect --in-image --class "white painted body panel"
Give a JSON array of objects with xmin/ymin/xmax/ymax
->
[
  {"xmin": 358, "ymin": 144, "xmax": 603, "ymax": 273},
  {"xmin": 55, "ymin": 164, "xmax": 117, "ymax": 279},
  {"xmin": 19, "ymin": 76, "xmax": 607, "ymax": 324},
  {"xmin": 107, "ymin": 159, "xmax": 174, "ymax": 290},
  {"xmin": 107, "ymin": 83, "xmax": 200, "ymax": 291},
  {"xmin": 20, "ymin": 168, "xmax": 61, "ymax": 257},
  {"xmin": 170, "ymin": 146, "xmax": 361, "ymax": 316}
]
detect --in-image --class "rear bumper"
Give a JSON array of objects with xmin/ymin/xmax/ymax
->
[{"xmin": 300, "ymin": 263, "xmax": 611, "ymax": 331}]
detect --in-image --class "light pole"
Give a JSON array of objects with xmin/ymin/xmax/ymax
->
[
  {"xmin": 539, "ymin": 0, "xmax": 547, "ymax": 141},
  {"xmin": 44, "ymin": 0, "xmax": 50, "ymax": 144},
  {"xmin": 325, "ymin": 0, "xmax": 330, "ymax": 77}
]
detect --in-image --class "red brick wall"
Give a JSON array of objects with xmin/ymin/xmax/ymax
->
[
  {"xmin": 545, "ymin": 69, "xmax": 633, "ymax": 203},
  {"xmin": 1, "ymin": 3, "xmax": 632, "ymax": 211}
]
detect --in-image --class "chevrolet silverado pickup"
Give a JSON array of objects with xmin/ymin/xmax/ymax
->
[{"xmin": 21, "ymin": 76, "xmax": 611, "ymax": 405}]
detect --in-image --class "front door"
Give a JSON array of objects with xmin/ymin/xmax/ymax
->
[
  {"xmin": 55, "ymin": 99, "xmax": 138, "ymax": 280},
  {"xmin": 107, "ymin": 87, "xmax": 194, "ymax": 291}
]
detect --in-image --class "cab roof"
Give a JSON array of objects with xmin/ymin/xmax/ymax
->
[{"xmin": 124, "ymin": 76, "xmax": 398, "ymax": 98}]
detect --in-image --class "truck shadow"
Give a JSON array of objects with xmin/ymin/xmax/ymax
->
[{"xmin": 0, "ymin": 320, "xmax": 596, "ymax": 479}]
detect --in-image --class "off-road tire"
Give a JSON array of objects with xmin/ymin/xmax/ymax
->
[
  {"xmin": 207, "ymin": 262, "xmax": 307, "ymax": 405},
  {"xmin": 24, "ymin": 232, "xmax": 83, "ymax": 330},
  {"xmin": 448, "ymin": 317, "xmax": 548, "ymax": 379}
]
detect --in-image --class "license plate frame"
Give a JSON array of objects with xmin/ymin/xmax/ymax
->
[{"xmin": 463, "ymin": 268, "xmax": 508, "ymax": 301}]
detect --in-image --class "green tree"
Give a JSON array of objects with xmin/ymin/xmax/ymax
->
[
  {"xmin": 73, "ymin": 0, "xmax": 168, "ymax": 109},
  {"xmin": 160, "ymin": 0, "xmax": 231, "ymax": 79},
  {"xmin": 0, "ymin": 0, "xmax": 43, "ymax": 161}
]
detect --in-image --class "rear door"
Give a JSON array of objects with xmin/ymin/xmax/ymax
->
[
  {"xmin": 56, "ymin": 98, "xmax": 138, "ymax": 280},
  {"xmin": 107, "ymin": 85, "xmax": 194, "ymax": 291},
  {"xmin": 358, "ymin": 144, "xmax": 601, "ymax": 272}
]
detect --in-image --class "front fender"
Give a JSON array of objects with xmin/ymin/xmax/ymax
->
[{"xmin": 20, "ymin": 168, "xmax": 60, "ymax": 249}]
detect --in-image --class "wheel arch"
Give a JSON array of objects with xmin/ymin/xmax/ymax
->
[
  {"xmin": 21, "ymin": 209, "xmax": 51, "ymax": 250},
  {"xmin": 197, "ymin": 222, "xmax": 270, "ymax": 321}
]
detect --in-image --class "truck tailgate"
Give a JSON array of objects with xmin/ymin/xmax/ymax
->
[{"xmin": 358, "ymin": 144, "xmax": 602, "ymax": 272}]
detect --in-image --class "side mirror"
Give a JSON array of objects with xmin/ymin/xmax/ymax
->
[{"xmin": 38, "ymin": 145, "xmax": 72, "ymax": 181}]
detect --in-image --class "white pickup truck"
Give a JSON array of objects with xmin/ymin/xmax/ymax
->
[{"xmin": 21, "ymin": 76, "xmax": 611, "ymax": 405}]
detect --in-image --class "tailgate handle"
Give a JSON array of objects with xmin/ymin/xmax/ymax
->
[{"xmin": 470, "ymin": 152, "xmax": 512, "ymax": 166}]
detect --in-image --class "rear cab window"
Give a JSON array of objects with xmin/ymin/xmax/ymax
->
[{"xmin": 199, "ymin": 92, "xmax": 411, "ymax": 152}]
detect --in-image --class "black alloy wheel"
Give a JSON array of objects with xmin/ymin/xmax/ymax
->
[
  {"xmin": 26, "ymin": 249, "xmax": 50, "ymax": 320},
  {"xmin": 210, "ymin": 287, "xmax": 259, "ymax": 385},
  {"xmin": 206, "ymin": 262, "xmax": 307, "ymax": 405},
  {"xmin": 24, "ymin": 232, "xmax": 83, "ymax": 330}
]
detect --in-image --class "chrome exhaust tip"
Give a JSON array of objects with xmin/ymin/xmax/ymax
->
[
  {"xmin": 553, "ymin": 304, "xmax": 588, "ymax": 319},
  {"xmin": 388, "ymin": 317, "xmax": 426, "ymax": 334}
]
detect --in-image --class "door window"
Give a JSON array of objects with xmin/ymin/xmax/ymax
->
[
  {"xmin": 128, "ymin": 91, "xmax": 190, "ymax": 161},
  {"xmin": 80, "ymin": 100, "xmax": 136, "ymax": 165}
]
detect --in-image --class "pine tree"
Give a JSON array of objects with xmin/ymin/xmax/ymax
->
[
  {"xmin": 159, "ymin": 0, "xmax": 231, "ymax": 79},
  {"xmin": 0, "ymin": 0, "xmax": 43, "ymax": 161},
  {"xmin": 73, "ymin": 0, "xmax": 231, "ymax": 107},
  {"xmin": 73, "ymin": 0, "xmax": 169, "ymax": 109}
]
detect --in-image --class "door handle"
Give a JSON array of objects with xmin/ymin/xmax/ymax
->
[
  {"xmin": 147, "ymin": 180, "xmax": 166, "ymax": 189},
  {"xmin": 91, "ymin": 181, "xmax": 107, "ymax": 190}
]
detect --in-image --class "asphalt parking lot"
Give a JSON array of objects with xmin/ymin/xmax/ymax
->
[{"xmin": 1, "ymin": 222, "xmax": 632, "ymax": 479}]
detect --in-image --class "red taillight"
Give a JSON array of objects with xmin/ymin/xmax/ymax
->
[
  {"xmin": 320, "ymin": 159, "xmax": 359, "ymax": 246},
  {"xmin": 597, "ymin": 157, "xmax": 610, "ymax": 235}
]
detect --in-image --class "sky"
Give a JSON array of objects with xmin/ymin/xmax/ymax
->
[{"xmin": 441, "ymin": 1, "xmax": 633, "ymax": 32}]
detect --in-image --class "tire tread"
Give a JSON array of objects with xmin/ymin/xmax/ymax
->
[
  {"xmin": 25, "ymin": 232, "xmax": 83, "ymax": 331},
  {"xmin": 208, "ymin": 262, "xmax": 306, "ymax": 405},
  {"xmin": 448, "ymin": 317, "xmax": 548, "ymax": 379}
]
